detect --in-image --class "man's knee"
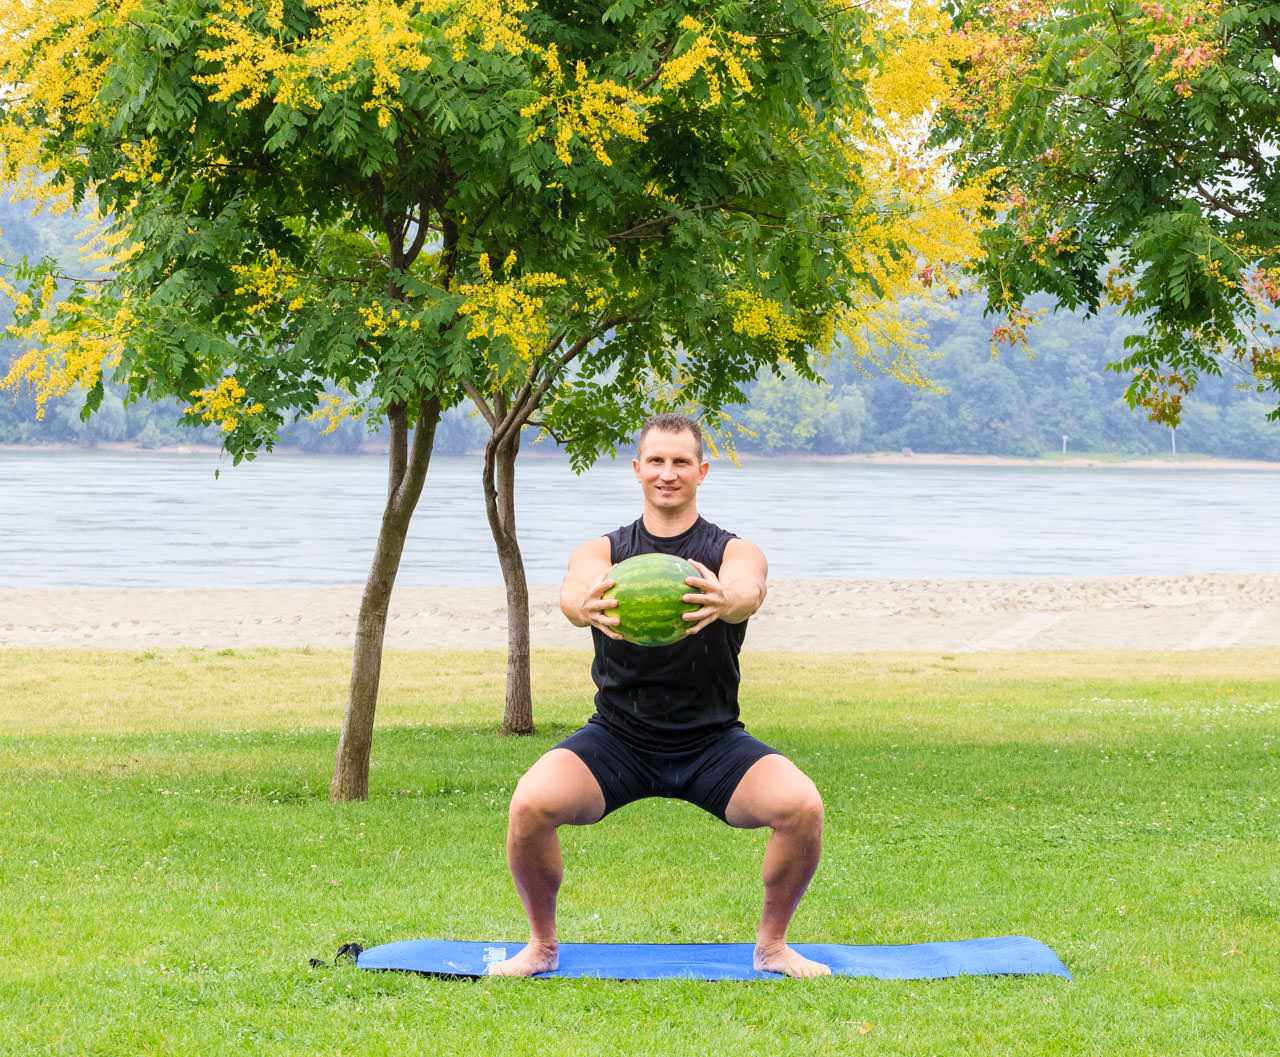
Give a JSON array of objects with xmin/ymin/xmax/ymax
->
[
  {"xmin": 507, "ymin": 779, "xmax": 557, "ymax": 835},
  {"xmin": 727, "ymin": 755, "xmax": 824, "ymax": 831},
  {"xmin": 781, "ymin": 777, "xmax": 824, "ymax": 834}
]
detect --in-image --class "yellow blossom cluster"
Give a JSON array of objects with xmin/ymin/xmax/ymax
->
[
  {"xmin": 851, "ymin": 8, "xmax": 993, "ymax": 261},
  {"xmin": 0, "ymin": 1, "xmax": 138, "ymax": 200},
  {"xmin": 0, "ymin": 276, "xmax": 129, "ymax": 417},
  {"xmin": 661, "ymin": 15, "xmax": 757, "ymax": 106},
  {"xmin": 186, "ymin": 375, "xmax": 265, "ymax": 432},
  {"xmin": 230, "ymin": 249, "xmax": 301, "ymax": 315},
  {"xmin": 832, "ymin": 166, "xmax": 993, "ymax": 377},
  {"xmin": 110, "ymin": 138, "xmax": 167, "ymax": 190},
  {"xmin": 441, "ymin": 0, "xmax": 536, "ymax": 60},
  {"xmin": 724, "ymin": 290, "xmax": 808, "ymax": 349},
  {"xmin": 0, "ymin": 179, "xmax": 136, "ymax": 416},
  {"xmin": 357, "ymin": 301, "xmax": 420, "ymax": 337},
  {"xmin": 864, "ymin": 1, "xmax": 963, "ymax": 130},
  {"xmin": 521, "ymin": 47, "xmax": 647, "ymax": 166},
  {"xmin": 304, "ymin": 389, "xmax": 360, "ymax": 434},
  {"xmin": 574, "ymin": 284, "xmax": 609, "ymax": 318},
  {"xmin": 197, "ymin": 0, "xmax": 538, "ymax": 128},
  {"xmin": 520, "ymin": 12, "xmax": 760, "ymax": 167},
  {"xmin": 754, "ymin": 1, "xmax": 1000, "ymax": 381},
  {"xmin": 359, "ymin": 303, "xmax": 390, "ymax": 336},
  {"xmin": 458, "ymin": 252, "xmax": 566, "ymax": 378}
]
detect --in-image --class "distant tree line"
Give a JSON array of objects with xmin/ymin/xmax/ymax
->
[
  {"xmin": 4, "ymin": 199, "xmax": 1277, "ymax": 461},
  {"xmin": 6, "ymin": 295, "xmax": 1279, "ymax": 461},
  {"xmin": 727, "ymin": 295, "xmax": 1280, "ymax": 461}
]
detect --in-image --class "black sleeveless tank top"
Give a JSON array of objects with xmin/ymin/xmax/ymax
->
[{"xmin": 588, "ymin": 516, "xmax": 748, "ymax": 752}]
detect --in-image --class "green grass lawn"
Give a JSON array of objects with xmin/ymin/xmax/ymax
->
[{"xmin": 2, "ymin": 647, "xmax": 1276, "ymax": 1056}]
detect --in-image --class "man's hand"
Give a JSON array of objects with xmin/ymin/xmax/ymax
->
[
  {"xmin": 578, "ymin": 577, "xmax": 623, "ymax": 640},
  {"xmin": 681, "ymin": 544, "xmax": 767, "ymax": 634},
  {"xmin": 560, "ymin": 537, "xmax": 625, "ymax": 638}
]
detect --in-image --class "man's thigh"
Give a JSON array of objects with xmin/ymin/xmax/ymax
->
[
  {"xmin": 723, "ymin": 753, "xmax": 823, "ymax": 830},
  {"xmin": 511, "ymin": 747, "xmax": 607, "ymax": 827}
]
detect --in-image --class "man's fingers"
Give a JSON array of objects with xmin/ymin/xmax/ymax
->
[
  {"xmin": 586, "ymin": 595, "xmax": 621, "ymax": 633},
  {"xmin": 593, "ymin": 603, "xmax": 624, "ymax": 638},
  {"xmin": 683, "ymin": 613, "xmax": 716, "ymax": 634}
]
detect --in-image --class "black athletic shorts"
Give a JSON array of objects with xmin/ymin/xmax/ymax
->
[{"xmin": 555, "ymin": 722, "xmax": 779, "ymax": 823}]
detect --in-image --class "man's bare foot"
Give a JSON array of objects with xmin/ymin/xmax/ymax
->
[
  {"xmin": 487, "ymin": 941, "xmax": 558, "ymax": 977},
  {"xmin": 754, "ymin": 942, "xmax": 832, "ymax": 978}
]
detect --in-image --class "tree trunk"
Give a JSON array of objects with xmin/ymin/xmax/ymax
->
[
  {"xmin": 330, "ymin": 395, "xmax": 442, "ymax": 801},
  {"xmin": 482, "ymin": 423, "xmax": 535, "ymax": 735},
  {"xmin": 465, "ymin": 320, "xmax": 628, "ymax": 736}
]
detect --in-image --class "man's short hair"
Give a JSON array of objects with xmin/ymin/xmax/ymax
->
[{"xmin": 637, "ymin": 413, "xmax": 704, "ymax": 463}]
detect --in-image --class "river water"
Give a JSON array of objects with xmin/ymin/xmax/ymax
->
[{"xmin": 1, "ymin": 450, "xmax": 1277, "ymax": 587}]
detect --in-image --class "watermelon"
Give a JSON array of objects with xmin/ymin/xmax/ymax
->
[{"xmin": 603, "ymin": 552, "xmax": 700, "ymax": 647}]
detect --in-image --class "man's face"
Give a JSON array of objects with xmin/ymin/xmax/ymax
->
[{"xmin": 633, "ymin": 428, "xmax": 709, "ymax": 512}]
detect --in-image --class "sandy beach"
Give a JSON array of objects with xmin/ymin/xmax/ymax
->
[{"xmin": 4, "ymin": 572, "xmax": 1280, "ymax": 652}]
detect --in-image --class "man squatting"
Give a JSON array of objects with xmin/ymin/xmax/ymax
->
[{"xmin": 490, "ymin": 413, "xmax": 828, "ymax": 979}]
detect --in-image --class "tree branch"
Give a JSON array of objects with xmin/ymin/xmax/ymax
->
[
  {"xmin": 462, "ymin": 377, "xmax": 497, "ymax": 428},
  {"xmin": 437, "ymin": 213, "xmax": 460, "ymax": 293},
  {"xmin": 484, "ymin": 310, "xmax": 632, "ymax": 452},
  {"xmin": 516, "ymin": 312, "xmax": 631, "ymax": 430},
  {"xmin": 606, "ymin": 200, "xmax": 787, "ymax": 241},
  {"xmin": 489, "ymin": 332, "xmax": 568, "ymax": 450},
  {"xmin": 632, "ymin": 39, "xmax": 678, "ymax": 93},
  {"xmin": 402, "ymin": 199, "xmax": 431, "ymax": 267}
]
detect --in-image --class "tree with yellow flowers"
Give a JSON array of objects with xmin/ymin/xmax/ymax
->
[{"xmin": 1, "ymin": 0, "xmax": 991, "ymax": 799}]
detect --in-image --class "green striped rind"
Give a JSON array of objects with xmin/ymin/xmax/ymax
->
[{"xmin": 603, "ymin": 552, "xmax": 700, "ymax": 647}]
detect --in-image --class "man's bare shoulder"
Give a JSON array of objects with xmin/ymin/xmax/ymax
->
[
  {"xmin": 723, "ymin": 536, "xmax": 768, "ymax": 576},
  {"xmin": 573, "ymin": 535, "xmax": 612, "ymax": 559},
  {"xmin": 563, "ymin": 535, "xmax": 614, "ymax": 589}
]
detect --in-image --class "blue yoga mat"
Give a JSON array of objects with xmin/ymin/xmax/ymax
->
[{"xmin": 356, "ymin": 936, "xmax": 1071, "ymax": 981}]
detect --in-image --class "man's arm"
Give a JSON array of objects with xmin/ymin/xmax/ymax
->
[
  {"xmin": 683, "ymin": 537, "xmax": 769, "ymax": 634},
  {"xmin": 559, "ymin": 536, "xmax": 623, "ymax": 638}
]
